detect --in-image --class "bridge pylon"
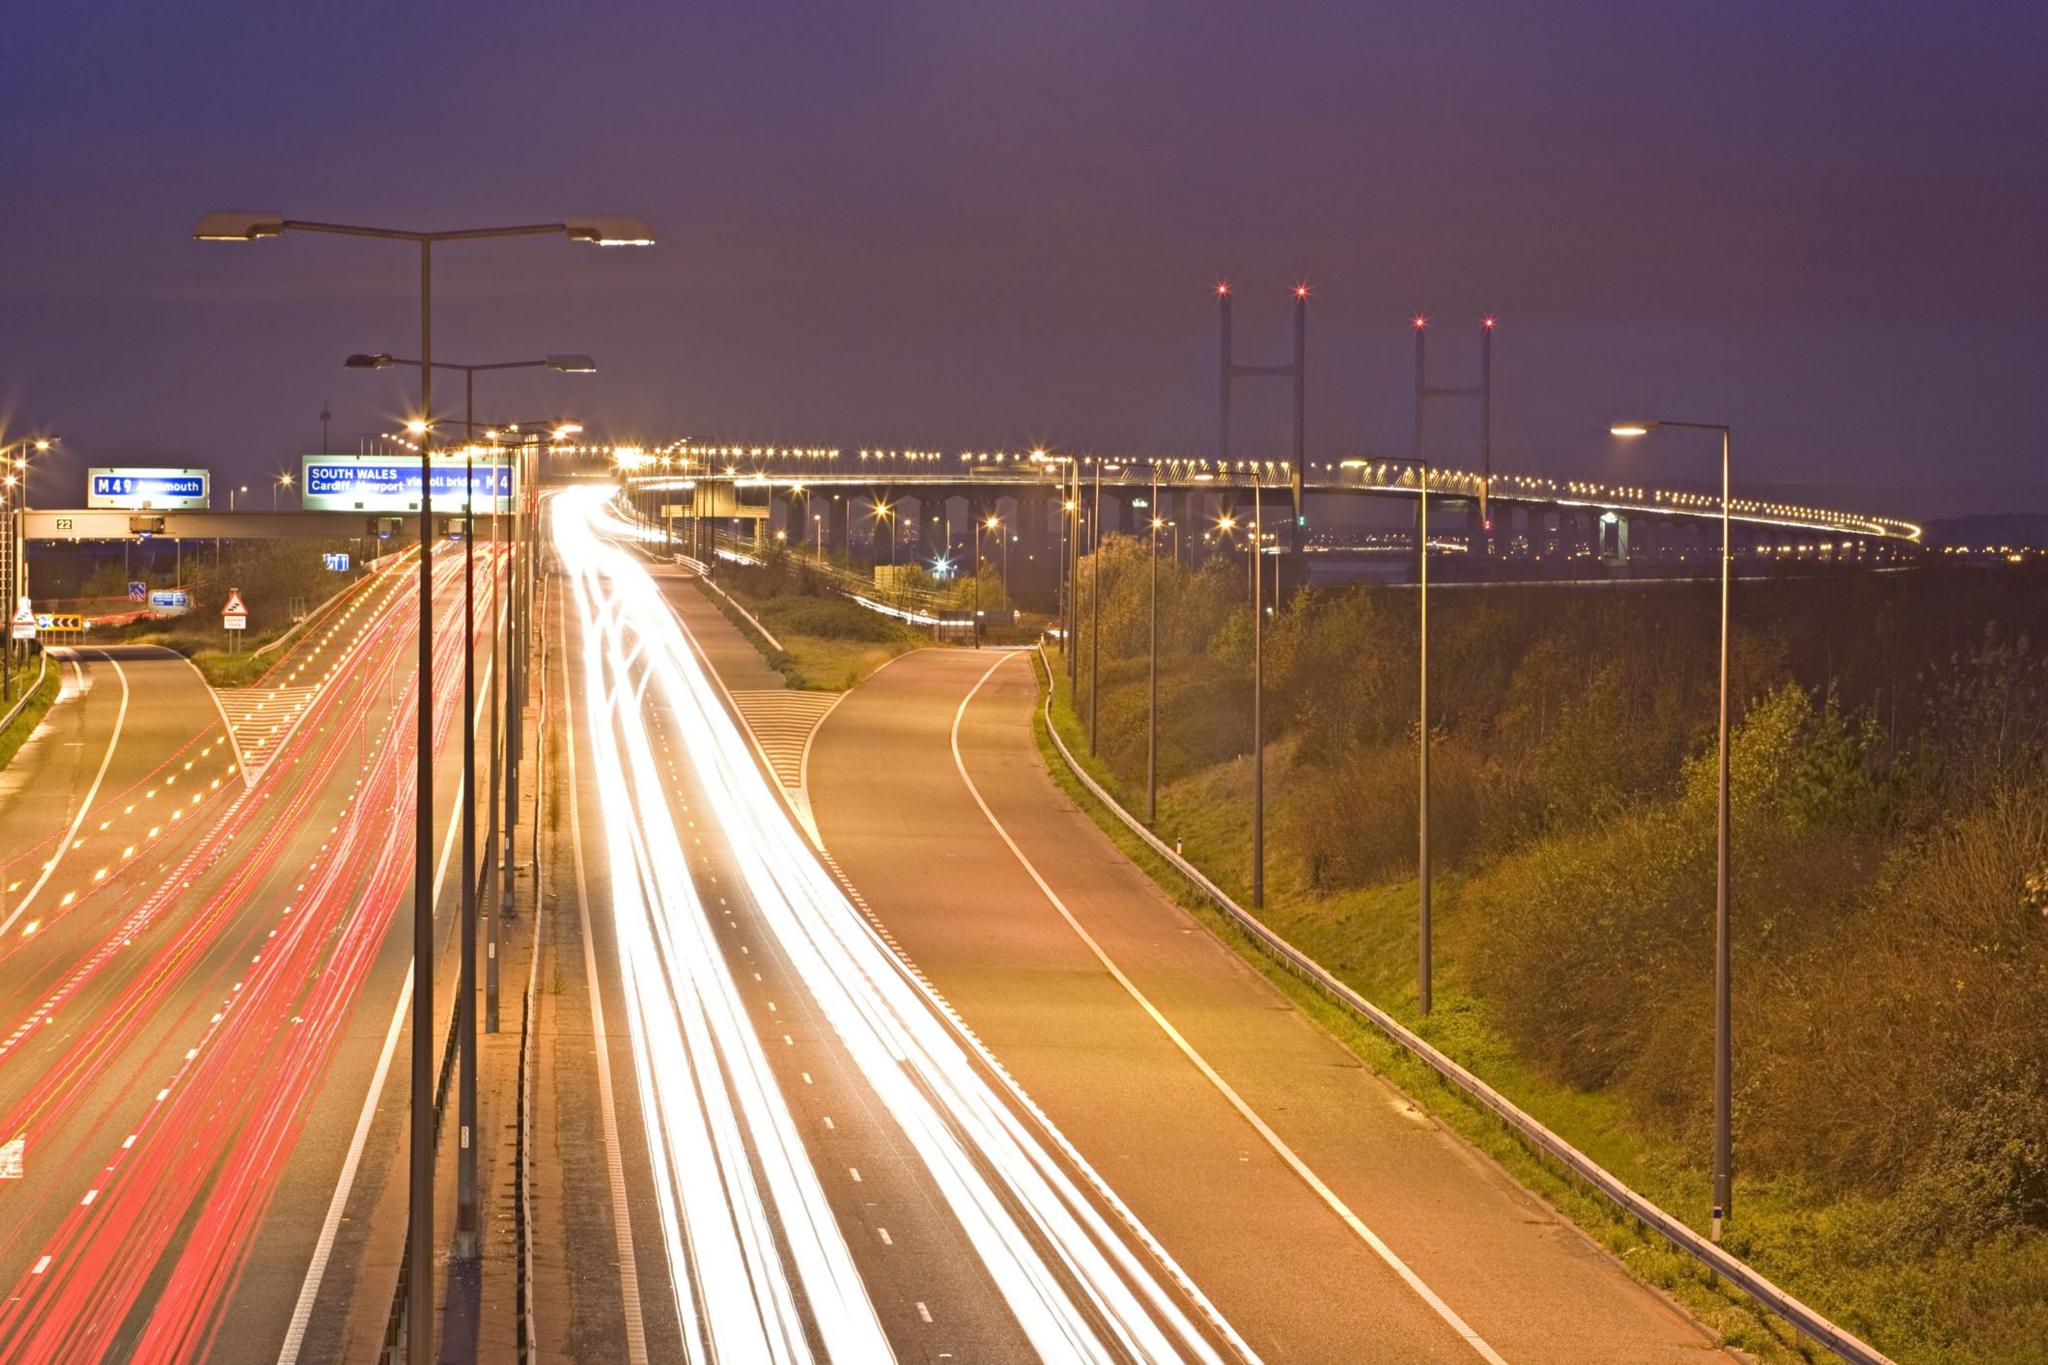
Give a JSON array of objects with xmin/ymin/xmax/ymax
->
[
  {"xmin": 1218, "ymin": 283, "xmax": 1307, "ymax": 551},
  {"xmin": 1413, "ymin": 315, "xmax": 1496, "ymax": 553}
]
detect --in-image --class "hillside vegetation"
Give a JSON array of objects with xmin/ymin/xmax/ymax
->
[{"xmin": 1062, "ymin": 541, "xmax": 2048, "ymax": 1362}]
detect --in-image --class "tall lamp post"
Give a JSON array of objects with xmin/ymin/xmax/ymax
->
[
  {"xmin": 0, "ymin": 436, "xmax": 54, "ymax": 702},
  {"xmin": 1377, "ymin": 457, "xmax": 1434, "ymax": 1015},
  {"xmin": 198, "ymin": 209, "xmax": 651, "ymax": 1365},
  {"xmin": 982, "ymin": 513, "xmax": 1004, "ymax": 606},
  {"xmin": 1088, "ymin": 460, "xmax": 1106, "ymax": 755},
  {"xmin": 1612, "ymin": 417, "xmax": 1734, "ymax": 1243},
  {"xmin": 1251, "ymin": 470, "xmax": 1264, "ymax": 908},
  {"xmin": 345, "ymin": 354, "xmax": 592, "ymax": 1263},
  {"xmin": 1147, "ymin": 463, "xmax": 1161, "ymax": 824},
  {"xmin": 1213, "ymin": 502, "xmax": 1265, "ymax": 904}
]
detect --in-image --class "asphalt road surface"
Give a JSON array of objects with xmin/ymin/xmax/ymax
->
[
  {"xmin": 0, "ymin": 549, "xmax": 504, "ymax": 1363},
  {"xmin": 806, "ymin": 646, "xmax": 1728, "ymax": 1364}
]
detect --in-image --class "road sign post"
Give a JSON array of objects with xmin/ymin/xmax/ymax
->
[{"xmin": 222, "ymin": 587, "xmax": 248, "ymax": 652}]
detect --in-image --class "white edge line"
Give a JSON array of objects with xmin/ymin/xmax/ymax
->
[{"xmin": 948, "ymin": 652, "xmax": 1509, "ymax": 1365}]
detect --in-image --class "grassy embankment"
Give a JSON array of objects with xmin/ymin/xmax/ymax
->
[{"xmin": 1045, "ymin": 546, "xmax": 2048, "ymax": 1365}]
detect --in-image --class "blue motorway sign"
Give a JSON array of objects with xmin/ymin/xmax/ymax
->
[
  {"xmin": 323, "ymin": 553, "xmax": 352, "ymax": 572},
  {"xmin": 128, "ymin": 581, "xmax": 148, "ymax": 600},
  {"xmin": 87, "ymin": 467, "xmax": 211, "ymax": 510},
  {"xmin": 300, "ymin": 456, "xmax": 512, "ymax": 513},
  {"xmin": 149, "ymin": 589, "xmax": 191, "ymax": 614}
]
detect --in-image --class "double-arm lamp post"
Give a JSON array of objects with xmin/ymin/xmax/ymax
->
[
  {"xmin": 345, "ymin": 353, "xmax": 593, "ymax": 1267},
  {"xmin": 198, "ymin": 209, "xmax": 650, "ymax": 1365},
  {"xmin": 1611, "ymin": 417, "xmax": 1734, "ymax": 1243},
  {"xmin": 0, "ymin": 436, "xmax": 55, "ymax": 702}
]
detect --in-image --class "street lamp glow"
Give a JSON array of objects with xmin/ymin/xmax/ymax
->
[
  {"xmin": 563, "ymin": 215, "xmax": 656, "ymax": 247},
  {"xmin": 193, "ymin": 210, "xmax": 286, "ymax": 241},
  {"xmin": 406, "ymin": 418, "xmax": 429, "ymax": 435},
  {"xmin": 1610, "ymin": 421, "xmax": 1660, "ymax": 437}
]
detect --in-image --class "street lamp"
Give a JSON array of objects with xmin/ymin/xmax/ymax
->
[
  {"xmin": 1379, "ymin": 457, "xmax": 1434, "ymax": 1017},
  {"xmin": 1088, "ymin": 460, "xmax": 1104, "ymax": 755},
  {"xmin": 273, "ymin": 472, "xmax": 293, "ymax": 510},
  {"xmin": 870, "ymin": 499, "xmax": 898, "ymax": 567},
  {"xmin": 1613, "ymin": 417, "xmax": 1734, "ymax": 1244},
  {"xmin": 1251, "ymin": 473, "xmax": 1265, "ymax": 908},
  {"xmin": 0, "ymin": 435, "xmax": 56, "ymax": 702},
  {"xmin": 199, "ymin": 208, "xmax": 651, "ymax": 1363},
  {"xmin": 982, "ymin": 513, "xmax": 1005, "ymax": 612},
  {"xmin": 1147, "ymin": 461, "xmax": 1162, "ymax": 824},
  {"xmin": 344, "ymin": 354, "xmax": 593, "ymax": 1264}
]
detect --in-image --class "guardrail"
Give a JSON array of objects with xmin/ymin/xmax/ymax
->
[
  {"xmin": 694, "ymin": 572, "xmax": 786, "ymax": 652},
  {"xmin": 513, "ymin": 564, "xmax": 554, "ymax": 1361},
  {"xmin": 1031, "ymin": 645, "xmax": 1891, "ymax": 1365}
]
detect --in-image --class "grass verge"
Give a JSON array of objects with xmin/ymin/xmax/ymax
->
[
  {"xmin": 698, "ymin": 578, "xmax": 925, "ymax": 690},
  {"xmin": 0, "ymin": 663, "xmax": 61, "ymax": 771}
]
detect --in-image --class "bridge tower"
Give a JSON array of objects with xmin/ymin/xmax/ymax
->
[
  {"xmin": 1413, "ymin": 316, "xmax": 1496, "ymax": 553},
  {"xmin": 1218, "ymin": 283, "xmax": 1307, "ymax": 551}
]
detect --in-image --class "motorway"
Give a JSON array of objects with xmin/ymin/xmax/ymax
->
[
  {"xmin": 0, "ymin": 545, "xmax": 503, "ymax": 1362},
  {"xmin": 805, "ymin": 648, "xmax": 1726, "ymax": 1362}
]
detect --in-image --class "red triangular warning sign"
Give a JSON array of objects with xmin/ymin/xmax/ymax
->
[
  {"xmin": 11, "ymin": 597, "xmax": 34, "ymax": 627},
  {"xmin": 222, "ymin": 589, "xmax": 248, "ymax": 617}
]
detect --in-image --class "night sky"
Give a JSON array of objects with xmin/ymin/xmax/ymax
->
[{"xmin": 3, "ymin": 1, "xmax": 2042, "ymax": 517}]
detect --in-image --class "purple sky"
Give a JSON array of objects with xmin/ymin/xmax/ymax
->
[{"xmin": 3, "ymin": 1, "xmax": 2042, "ymax": 517}]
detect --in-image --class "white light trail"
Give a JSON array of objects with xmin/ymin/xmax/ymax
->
[{"xmin": 556, "ymin": 487, "xmax": 1246, "ymax": 1364}]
